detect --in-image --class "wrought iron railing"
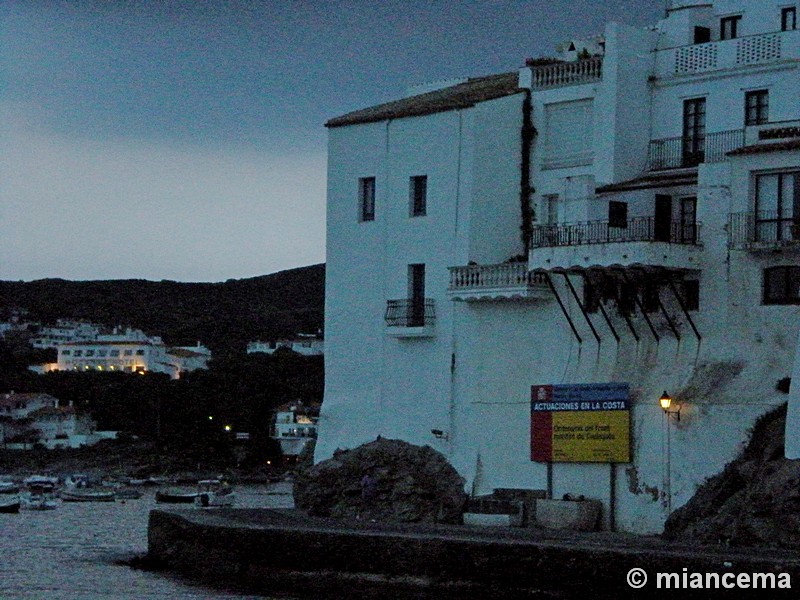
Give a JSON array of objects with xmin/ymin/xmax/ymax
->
[
  {"xmin": 647, "ymin": 129, "xmax": 744, "ymax": 171},
  {"xmin": 530, "ymin": 57, "xmax": 603, "ymax": 89},
  {"xmin": 448, "ymin": 263, "xmax": 548, "ymax": 291},
  {"xmin": 530, "ymin": 216, "xmax": 702, "ymax": 248},
  {"xmin": 384, "ymin": 299, "xmax": 435, "ymax": 328},
  {"xmin": 729, "ymin": 211, "xmax": 800, "ymax": 248}
]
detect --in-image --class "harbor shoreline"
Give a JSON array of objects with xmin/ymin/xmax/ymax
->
[{"xmin": 147, "ymin": 508, "xmax": 800, "ymax": 598}]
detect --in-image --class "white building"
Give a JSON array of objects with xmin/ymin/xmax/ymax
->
[
  {"xmin": 0, "ymin": 392, "xmax": 103, "ymax": 450},
  {"xmin": 247, "ymin": 334, "xmax": 324, "ymax": 356},
  {"xmin": 271, "ymin": 401, "xmax": 319, "ymax": 459},
  {"xmin": 53, "ymin": 332, "xmax": 211, "ymax": 379},
  {"xmin": 319, "ymin": 0, "xmax": 800, "ymax": 534},
  {"xmin": 29, "ymin": 319, "xmax": 102, "ymax": 349}
]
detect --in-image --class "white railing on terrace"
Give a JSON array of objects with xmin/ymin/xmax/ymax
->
[
  {"xmin": 655, "ymin": 29, "xmax": 800, "ymax": 77},
  {"xmin": 530, "ymin": 57, "xmax": 603, "ymax": 89},
  {"xmin": 448, "ymin": 263, "xmax": 548, "ymax": 291}
]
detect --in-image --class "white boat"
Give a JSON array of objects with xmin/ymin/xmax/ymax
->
[
  {"xmin": 194, "ymin": 480, "xmax": 236, "ymax": 507},
  {"xmin": 60, "ymin": 488, "xmax": 115, "ymax": 502},
  {"xmin": 0, "ymin": 481, "xmax": 20, "ymax": 495},
  {"xmin": 21, "ymin": 484, "xmax": 58, "ymax": 511}
]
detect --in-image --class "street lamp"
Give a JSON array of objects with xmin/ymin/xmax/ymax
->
[{"xmin": 659, "ymin": 391, "xmax": 680, "ymax": 421}]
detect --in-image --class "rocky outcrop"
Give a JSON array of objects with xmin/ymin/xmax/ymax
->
[
  {"xmin": 664, "ymin": 403, "xmax": 800, "ymax": 548},
  {"xmin": 293, "ymin": 438, "xmax": 467, "ymax": 524}
]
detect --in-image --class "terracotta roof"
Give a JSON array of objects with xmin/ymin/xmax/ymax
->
[
  {"xmin": 166, "ymin": 348, "xmax": 205, "ymax": 358},
  {"xmin": 596, "ymin": 171, "xmax": 698, "ymax": 194},
  {"xmin": 28, "ymin": 405, "xmax": 76, "ymax": 418},
  {"xmin": 325, "ymin": 72, "xmax": 523, "ymax": 128},
  {"xmin": 728, "ymin": 139, "xmax": 800, "ymax": 156}
]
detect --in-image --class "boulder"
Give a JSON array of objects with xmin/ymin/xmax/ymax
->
[
  {"xmin": 293, "ymin": 438, "xmax": 467, "ymax": 524},
  {"xmin": 663, "ymin": 403, "xmax": 800, "ymax": 548}
]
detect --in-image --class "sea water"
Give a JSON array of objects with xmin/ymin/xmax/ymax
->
[{"xmin": 0, "ymin": 484, "xmax": 294, "ymax": 600}]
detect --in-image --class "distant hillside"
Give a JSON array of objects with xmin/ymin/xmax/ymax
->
[{"xmin": 0, "ymin": 264, "xmax": 325, "ymax": 356}]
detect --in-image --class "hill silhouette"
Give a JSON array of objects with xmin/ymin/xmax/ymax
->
[{"xmin": 0, "ymin": 264, "xmax": 325, "ymax": 356}]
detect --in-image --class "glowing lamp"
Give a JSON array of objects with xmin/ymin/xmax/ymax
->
[{"xmin": 659, "ymin": 391, "xmax": 672, "ymax": 411}]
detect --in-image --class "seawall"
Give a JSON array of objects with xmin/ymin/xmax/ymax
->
[{"xmin": 148, "ymin": 508, "xmax": 800, "ymax": 598}]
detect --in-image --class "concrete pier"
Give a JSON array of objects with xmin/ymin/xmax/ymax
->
[{"xmin": 148, "ymin": 508, "xmax": 800, "ymax": 598}]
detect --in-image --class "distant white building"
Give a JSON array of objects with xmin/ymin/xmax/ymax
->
[
  {"xmin": 0, "ymin": 392, "xmax": 106, "ymax": 450},
  {"xmin": 319, "ymin": 0, "xmax": 800, "ymax": 534},
  {"xmin": 247, "ymin": 334, "xmax": 324, "ymax": 356},
  {"xmin": 271, "ymin": 401, "xmax": 319, "ymax": 458},
  {"xmin": 49, "ymin": 330, "xmax": 211, "ymax": 379},
  {"xmin": 29, "ymin": 319, "xmax": 102, "ymax": 349}
]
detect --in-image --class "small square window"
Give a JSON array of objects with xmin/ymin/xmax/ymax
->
[
  {"xmin": 74, "ymin": 350, "xmax": 83, "ymax": 357},
  {"xmin": 764, "ymin": 266, "xmax": 800, "ymax": 305},
  {"xmin": 409, "ymin": 175, "xmax": 427, "ymax": 217},
  {"xmin": 136, "ymin": 349, "xmax": 145, "ymax": 356},
  {"xmin": 608, "ymin": 201, "xmax": 628, "ymax": 229},
  {"xmin": 61, "ymin": 350, "xmax": 71, "ymax": 356},
  {"xmin": 720, "ymin": 15, "xmax": 741, "ymax": 40},
  {"xmin": 358, "ymin": 177, "xmax": 376, "ymax": 222},
  {"xmin": 745, "ymin": 90, "xmax": 769, "ymax": 126},
  {"xmin": 782, "ymin": 7, "xmax": 796, "ymax": 31},
  {"xmin": 85, "ymin": 350, "xmax": 95, "ymax": 357},
  {"xmin": 110, "ymin": 350, "xmax": 120, "ymax": 357},
  {"xmin": 123, "ymin": 349, "xmax": 133, "ymax": 356}
]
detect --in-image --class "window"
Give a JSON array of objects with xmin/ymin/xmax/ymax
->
[
  {"xmin": 694, "ymin": 26, "xmax": 711, "ymax": 44},
  {"xmin": 74, "ymin": 350, "xmax": 82, "ymax": 357},
  {"xmin": 135, "ymin": 349, "xmax": 145, "ymax": 356},
  {"xmin": 782, "ymin": 7, "xmax": 797, "ymax": 31},
  {"xmin": 583, "ymin": 281, "xmax": 600, "ymax": 314},
  {"xmin": 682, "ymin": 280, "xmax": 700, "ymax": 311},
  {"xmin": 98, "ymin": 350, "xmax": 107, "ymax": 357},
  {"xmin": 85, "ymin": 350, "xmax": 95, "ymax": 357},
  {"xmin": 409, "ymin": 175, "xmax": 427, "ymax": 217},
  {"xmin": 123, "ymin": 349, "xmax": 133, "ymax": 356},
  {"xmin": 720, "ymin": 15, "xmax": 741, "ymax": 40},
  {"xmin": 745, "ymin": 90, "xmax": 769, "ymax": 126},
  {"xmin": 408, "ymin": 264, "xmax": 426, "ymax": 327},
  {"xmin": 682, "ymin": 98, "xmax": 706, "ymax": 167},
  {"xmin": 543, "ymin": 99, "xmax": 593, "ymax": 169},
  {"xmin": 680, "ymin": 197, "xmax": 698, "ymax": 243},
  {"xmin": 110, "ymin": 350, "xmax": 120, "ymax": 357},
  {"xmin": 642, "ymin": 284, "xmax": 660, "ymax": 314},
  {"xmin": 358, "ymin": 177, "xmax": 375, "ymax": 222},
  {"xmin": 754, "ymin": 171, "xmax": 800, "ymax": 243},
  {"xmin": 763, "ymin": 266, "xmax": 800, "ymax": 304},
  {"xmin": 608, "ymin": 201, "xmax": 628, "ymax": 229},
  {"xmin": 61, "ymin": 350, "xmax": 71, "ymax": 356}
]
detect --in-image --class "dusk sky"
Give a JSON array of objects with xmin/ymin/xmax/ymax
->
[{"xmin": 1, "ymin": 1, "xmax": 665, "ymax": 282}]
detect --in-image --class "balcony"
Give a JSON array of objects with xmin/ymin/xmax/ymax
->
[
  {"xmin": 729, "ymin": 211, "xmax": 800, "ymax": 251},
  {"xmin": 647, "ymin": 129, "xmax": 744, "ymax": 171},
  {"xmin": 384, "ymin": 299, "xmax": 436, "ymax": 337},
  {"xmin": 529, "ymin": 217, "xmax": 703, "ymax": 272},
  {"xmin": 447, "ymin": 263, "xmax": 550, "ymax": 302},
  {"xmin": 529, "ymin": 57, "xmax": 603, "ymax": 90},
  {"xmin": 655, "ymin": 29, "xmax": 800, "ymax": 79}
]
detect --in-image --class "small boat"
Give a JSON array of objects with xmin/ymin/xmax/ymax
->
[
  {"xmin": 114, "ymin": 488, "xmax": 143, "ymax": 500},
  {"xmin": 194, "ymin": 479, "xmax": 236, "ymax": 508},
  {"xmin": 23, "ymin": 475, "xmax": 59, "ymax": 486},
  {"xmin": 21, "ymin": 484, "xmax": 58, "ymax": 511},
  {"xmin": 0, "ymin": 497, "xmax": 20, "ymax": 513},
  {"xmin": 155, "ymin": 489, "xmax": 200, "ymax": 504},
  {"xmin": 60, "ymin": 488, "xmax": 115, "ymax": 502},
  {"xmin": 0, "ymin": 481, "xmax": 20, "ymax": 495}
]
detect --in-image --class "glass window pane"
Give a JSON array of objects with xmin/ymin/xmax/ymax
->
[{"xmin": 756, "ymin": 174, "xmax": 779, "ymax": 215}]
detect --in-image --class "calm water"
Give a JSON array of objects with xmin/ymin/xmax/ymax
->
[{"xmin": 0, "ymin": 484, "xmax": 295, "ymax": 600}]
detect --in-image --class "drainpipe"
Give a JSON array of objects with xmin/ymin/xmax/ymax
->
[{"xmin": 520, "ymin": 91, "xmax": 536, "ymax": 253}]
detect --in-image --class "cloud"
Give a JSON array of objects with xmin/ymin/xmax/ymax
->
[{"xmin": 0, "ymin": 103, "xmax": 326, "ymax": 282}]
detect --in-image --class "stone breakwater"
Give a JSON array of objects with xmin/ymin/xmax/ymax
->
[{"xmin": 148, "ymin": 508, "xmax": 800, "ymax": 599}]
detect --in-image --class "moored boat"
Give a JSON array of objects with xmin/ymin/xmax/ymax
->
[
  {"xmin": 155, "ymin": 489, "xmax": 200, "ymax": 504},
  {"xmin": 194, "ymin": 479, "xmax": 236, "ymax": 508},
  {"xmin": 0, "ymin": 497, "xmax": 20, "ymax": 513},
  {"xmin": 60, "ymin": 488, "xmax": 115, "ymax": 502},
  {"xmin": 21, "ymin": 483, "xmax": 58, "ymax": 511},
  {"xmin": 0, "ymin": 481, "xmax": 20, "ymax": 494}
]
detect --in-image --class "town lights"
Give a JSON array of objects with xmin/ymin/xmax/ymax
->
[
  {"xmin": 659, "ymin": 390, "xmax": 680, "ymax": 421},
  {"xmin": 224, "ymin": 424, "xmax": 232, "ymax": 432}
]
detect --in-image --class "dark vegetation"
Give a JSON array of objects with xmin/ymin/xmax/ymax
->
[
  {"xmin": 0, "ymin": 265, "xmax": 325, "ymax": 476},
  {"xmin": 0, "ymin": 263, "xmax": 325, "ymax": 357}
]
